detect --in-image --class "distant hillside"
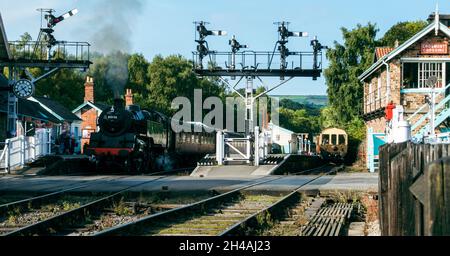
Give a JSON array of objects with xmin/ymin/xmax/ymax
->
[{"xmin": 271, "ymin": 95, "xmax": 328, "ymax": 107}]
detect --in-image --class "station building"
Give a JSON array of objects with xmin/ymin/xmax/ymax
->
[
  {"xmin": 72, "ymin": 76, "xmax": 110, "ymax": 153},
  {"xmin": 360, "ymin": 13, "xmax": 450, "ymax": 172}
]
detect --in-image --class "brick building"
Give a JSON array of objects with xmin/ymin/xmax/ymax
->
[
  {"xmin": 359, "ymin": 13, "xmax": 450, "ymax": 171},
  {"xmin": 72, "ymin": 77, "xmax": 135, "ymax": 153},
  {"xmin": 72, "ymin": 77, "xmax": 109, "ymax": 153}
]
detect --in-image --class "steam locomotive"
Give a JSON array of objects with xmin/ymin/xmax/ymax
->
[{"xmin": 84, "ymin": 99, "xmax": 216, "ymax": 172}]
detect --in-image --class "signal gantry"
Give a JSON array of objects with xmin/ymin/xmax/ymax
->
[
  {"xmin": 0, "ymin": 8, "xmax": 91, "ymax": 138},
  {"xmin": 192, "ymin": 21, "xmax": 328, "ymax": 167}
]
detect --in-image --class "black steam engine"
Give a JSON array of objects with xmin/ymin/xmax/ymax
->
[{"xmin": 84, "ymin": 98, "xmax": 216, "ymax": 172}]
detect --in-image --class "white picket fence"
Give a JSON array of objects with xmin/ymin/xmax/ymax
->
[{"xmin": 0, "ymin": 129, "xmax": 52, "ymax": 174}]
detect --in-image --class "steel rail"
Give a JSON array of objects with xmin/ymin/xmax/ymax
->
[
  {"xmin": 0, "ymin": 175, "xmax": 133, "ymax": 216},
  {"xmin": 0, "ymin": 166, "xmax": 194, "ymax": 215},
  {"xmin": 94, "ymin": 164, "xmax": 338, "ymax": 236},
  {"xmin": 4, "ymin": 176, "xmax": 168, "ymax": 236},
  {"xmin": 94, "ymin": 176, "xmax": 285, "ymax": 236},
  {"xmin": 219, "ymin": 164, "xmax": 343, "ymax": 236}
]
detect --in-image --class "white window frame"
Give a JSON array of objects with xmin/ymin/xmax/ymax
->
[
  {"xmin": 418, "ymin": 62, "xmax": 443, "ymax": 88},
  {"xmin": 401, "ymin": 59, "xmax": 447, "ymax": 89}
]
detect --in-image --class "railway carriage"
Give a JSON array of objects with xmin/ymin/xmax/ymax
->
[{"xmin": 316, "ymin": 128, "xmax": 348, "ymax": 163}]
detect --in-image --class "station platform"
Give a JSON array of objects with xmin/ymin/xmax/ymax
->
[
  {"xmin": 192, "ymin": 154, "xmax": 325, "ymax": 177},
  {"xmin": 0, "ymin": 172, "xmax": 378, "ymax": 195}
]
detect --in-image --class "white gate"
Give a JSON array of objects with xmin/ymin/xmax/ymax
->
[{"xmin": 0, "ymin": 128, "xmax": 52, "ymax": 174}]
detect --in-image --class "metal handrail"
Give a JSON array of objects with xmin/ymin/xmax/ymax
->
[
  {"xmin": 193, "ymin": 50, "xmax": 320, "ymax": 71},
  {"xmin": 408, "ymin": 82, "xmax": 450, "ymax": 122},
  {"xmin": 364, "ymin": 87, "xmax": 387, "ymax": 114},
  {"xmin": 411, "ymin": 93, "xmax": 450, "ymax": 131},
  {"xmin": 8, "ymin": 40, "xmax": 90, "ymax": 62}
]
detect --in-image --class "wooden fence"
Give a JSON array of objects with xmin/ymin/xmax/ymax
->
[{"xmin": 379, "ymin": 142, "xmax": 450, "ymax": 235}]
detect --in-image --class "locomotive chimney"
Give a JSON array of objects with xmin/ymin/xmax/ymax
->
[
  {"xmin": 125, "ymin": 89, "xmax": 133, "ymax": 106},
  {"xmin": 84, "ymin": 76, "xmax": 94, "ymax": 103},
  {"xmin": 114, "ymin": 98, "xmax": 125, "ymax": 111}
]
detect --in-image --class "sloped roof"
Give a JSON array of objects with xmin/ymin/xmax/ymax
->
[
  {"xmin": 18, "ymin": 99, "xmax": 61, "ymax": 123},
  {"xmin": 34, "ymin": 96, "xmax": 82, "ymax": 122},
  {"xmin": 0, "ymin": 94, "xmax": 60, "ymax": 123},
  {"xmin": 374, "ymin": 47, "xmax": 394, "ymax": 61},
  {"xmin": 72, "ymin": 101, "xmax": 110, "ymax": 114},
  {"xmin": 359, "ymin": 21, "xmax": 450, "ymax": 81}
]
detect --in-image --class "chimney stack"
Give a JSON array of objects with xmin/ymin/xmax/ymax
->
[
  {"xmin": 394, "ymin": 39, "xmax": 399, "ymax": 48},
  {"xmin": 84, "ymin": 76, "xmax": 94, "ymax": 103},
  {"xmin": 125, "ymin": 89, "xmax": 133, "ymax": 106}
]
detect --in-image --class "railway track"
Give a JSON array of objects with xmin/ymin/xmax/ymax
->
[
  {"xmin": 0, "ymin": 166, "xmax": 194, "ymax": 206},
  {"xmin": 2, "ymin": 164, "xmax": 345, "ymax": 236},
  {"xmin": 0, "ymin": 175, "xmax": 166, "ymax": 236},
  {"xmin": 2, "ymin": 175, "xmax": 281, "ymax": 236},
  {"xmin": 92, "ymin": 164, "xmax": 339, "ymax": 236},
  {"xmin": 0, "ymin": 177, "xmax": 120, "ymax": 214}
]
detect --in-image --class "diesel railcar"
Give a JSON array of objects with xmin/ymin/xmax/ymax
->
[{"xmin": 316, "ymin": 128, "xmax": 348, "ymax": 163}]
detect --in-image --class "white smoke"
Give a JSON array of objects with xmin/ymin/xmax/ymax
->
[
  {"xmin": 86, "ymin": 0, "xmax": 144, "ymax": 98},
  {"xmin": 88, "ymin": 0, "xmax": 144, "ymax": 53}
]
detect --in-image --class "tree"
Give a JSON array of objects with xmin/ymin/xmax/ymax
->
[
  {"xmin": 324, "ymin": 23, "xmax": 378, "ymax": 126},
  {"xmin": 140, "ymin": 55, "xmax": 225, "ymax": 115},
  {"xmin": 128, "ymin": 53, "xmax": 150, "ymax": 95},
  {"xmin": 319, "ymin": 106, "xmax": 340, "ymax": 129},
  {"xmin": 279, "ymin": 108, "xmax": 320, "ymax": 134},
  {"xmin": 86, "ymin": 53, "xmax": 115, "ymax": 104},
  {"xmin": 34, "ymin": 69, "xmax": 85, "ymax": 109},
  {"xmin": 379, "ymin": 21, "xmax": 428, "ymax": 47}
]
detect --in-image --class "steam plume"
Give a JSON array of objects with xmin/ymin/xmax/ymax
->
[{"xmin": 88, "ymin": 0, "xmax": 144, "ymax": 98}]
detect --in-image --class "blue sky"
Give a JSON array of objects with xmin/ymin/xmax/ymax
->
[{"xmin": 0, "ymin": 0, "xmax": 445, "ymax": 95}]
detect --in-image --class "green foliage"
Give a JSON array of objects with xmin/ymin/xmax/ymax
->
[
  {"xmin": 34, "ymin": 68, "xmax": 85, "ymax": 110},
  {"xmin": 345, "ymin": 117, "xmax": 366, "ymax": 141},
  {"xmin": 319, "ymin": 106, "xmax": 340, "ymax": 129},
  {"xmin": 280, "ymin": 98, "xmax": 321, "ymax": 116},
  {"xmin": 140, "ymin": 55, "xmax": 225, "ymax": 114},
  {"xmin": 128, "ymin": 53, "xmax": 150, "ymax": 94},
  {"xmin": 379, "ymin": 21, "xmax": 428, "ymax": 47},
  {"xmin": 113, "ymin": 198, "xmax": 133, "ymax": 216},
  {"xmin": 324, "ymin": 23, "xmax": 378, "ymax": 126},
  {"xmin": 278, "ymin": 107, "xmax": 320, "ymax": 134}
]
